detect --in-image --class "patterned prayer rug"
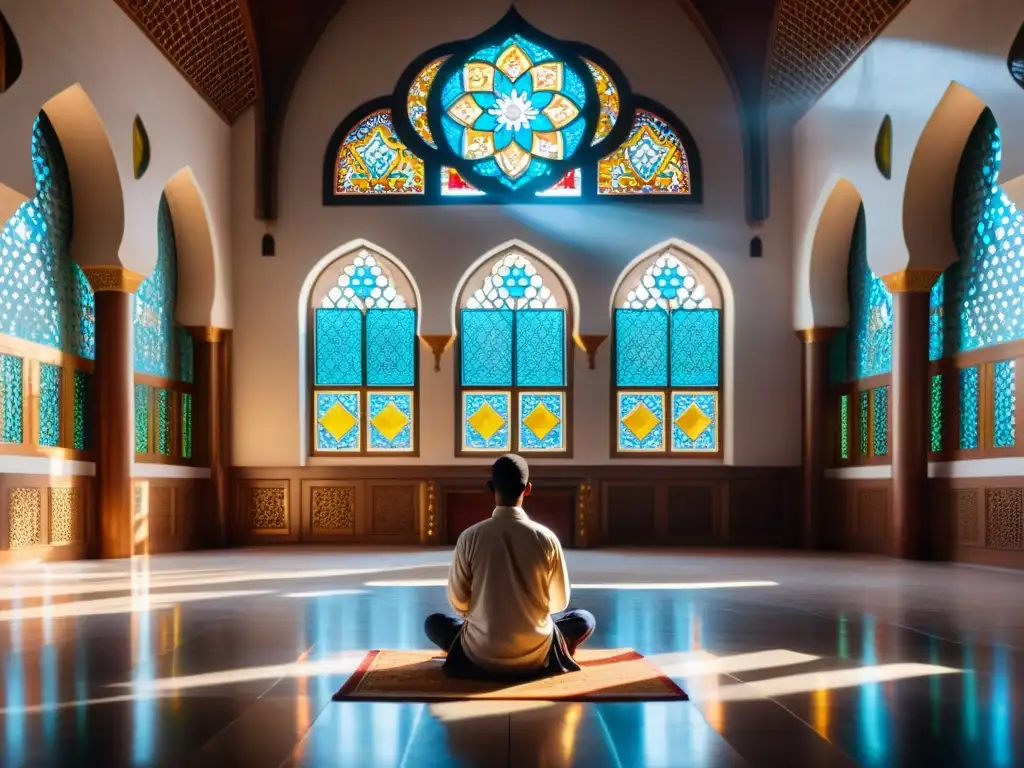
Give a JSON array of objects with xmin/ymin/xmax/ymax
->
[{"xmin": 333, "ymin": 648, "xmax": 687, "ymax": 702}]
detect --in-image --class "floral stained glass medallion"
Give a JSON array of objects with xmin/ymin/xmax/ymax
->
[
  {"xmin": 335, "ymin": 110, "xmax": 424, "ymax": 195},
  {"xmin": 598, "ymin": 110, "xmax": 690, "ymax": 195},
  {"xmin": 437, "ymin": 33, "xmax": 590, "ymax": 191}
]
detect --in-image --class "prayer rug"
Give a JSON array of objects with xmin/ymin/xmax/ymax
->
[{"xmin": 333, "ymin": 648, "xmax": 687, "ymax": 702}]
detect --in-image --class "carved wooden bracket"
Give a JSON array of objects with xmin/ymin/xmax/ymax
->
[
  {"xmin": 573, "ymin": 333, "xmax": 608, "ymax": 370},
  {"xmin": 419, "ymin": 334, "xmax": 455, "ymax": 372}
]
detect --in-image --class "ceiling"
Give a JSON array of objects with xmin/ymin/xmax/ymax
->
[{"xmin": 111, "ymin": 0, "xmax": 908, "ymax": 220}]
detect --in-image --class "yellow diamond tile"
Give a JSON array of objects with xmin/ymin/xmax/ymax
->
[
  {"xmin": 319, "ymin": 401, "xmax": 357, "ymax": 441},
  {"xmin": 622, "ymin": 402, "xmax": 660, "ymax": 441},
  {"xmin": 372, "ymin": 400, "xmax": 410, "ymax": 443},
  {"xmin": 468, "ymin": 401, "xmax": 506, "ymax": 441},
  {"xmin": 675, "ymin": 402, "xmax": 712, "ymax": 441},
  {"xmin": 523, "ymin": 401, "xmax": 561, "ymax": 442}
]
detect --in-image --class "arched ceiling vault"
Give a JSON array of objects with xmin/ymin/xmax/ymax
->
[{"xmin": 111, "ymin": 0, "xmax": 910, "ymax": 223}]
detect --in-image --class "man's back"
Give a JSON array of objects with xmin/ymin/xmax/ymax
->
[{"xmin": 447, "ymin": 507, "xmax": 570, "ymax": 672}]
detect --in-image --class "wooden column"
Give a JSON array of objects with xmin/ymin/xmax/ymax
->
[
  {"xmin": 191, "ymin": 327, "xmax": 230, "ymax": 548},
  {"xmin": 883, "ymin": 269, "xmax": 941, "ymax": 560},
  {"xmin": 84, "ymin": 266, "xmax": 143, "ymax": 559},
  {"xmin": 797, "ymin": 327, "xmax": 837, "ymax": 549}
]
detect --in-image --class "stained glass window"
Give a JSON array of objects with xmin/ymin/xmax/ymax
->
[
  {"xmin": 943, "ymin": 109, "xmax": 1024, "ymax": 354},
  {"xmin": 871, "ymin": 386, "xmax": 888, "ymax": 457},
  {"xmin": 181, "ymin": 392, "xmax": 193, "ymax": 460},
  {"xmin": 849, "ymin": 207, "xmax": 892, "ymax": 378},
  {"xmin": 930, "ymin": 374, "xmax": 943, "ymax": 453},
  {"xmin": 134, "ymin": 384, "xmax": 150, "ymax": 454},
  {"xmin": 407, "ymin": 57, "xmax": 448, "ymax": 149},
  {"xmin": 993, "ymin": 360, "xmax": 1016, "ymax": 448},
  {"xmin": 38, "ymin": 363, "xmax": 61, "ymax": 448},
  {"xmin": 959, "ymin": 366, "xmax": 979, "ymax": 450},
  {"xmin": 311, "ymin": 248, "xmax": 416, "ymax": 454},
  {"xmin": 460, "ymin": 250, "xmax": 567, "ymax": 453},
  {"xmin": 134, "ymin": 196, "xmax": 176, "ymax": 377},
  {"xmin": 177, "ymin": 327, "xmax": 194, "ymax": 383},
  {"xmin": 928, "ymin": 274, "xmax": 944, "ymax": 362},
  {"xmin": 598, "ymin": 110, "xmax": 690, "ymax": 196},
  {"xmin": 585, "ymin": 59, "xmax": 619, "ymax": 144},
  {"xmin": 440, "ymin": 166, "xmax": 581, "ymax": 197},
  {"xmin": 155, "ymin": 388, "xmax": 171, "ymax": 456},
  {"xmin": 839, "ymin": 394, "xmax": 849, "ymax": 460},
  {"xmin": 73, "ymin": 369, "xmax": 93, "ymax": 452},
  {"xmin": 335, "ymin": 110, "xmax": 424, "ymax": 196},
  {"xmin": 614, "ymin": 249, "xmax": 721, "ymax": 455},
  {"xmin": 438, "ymin": 35, "xmax": 589, "ymax": 191},
  {"xmin": 0, "ymin": 354, "xmax": 23, "ymax": 444},
  {"xmin": 0, "ymin": 114, "xmax": 94, "ymax": 359},
  {"xmin": 858, "ymin": 390, "xmax": 870, "ymax": 457}
]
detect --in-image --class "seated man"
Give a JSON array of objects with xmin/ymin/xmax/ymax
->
[{"xmin": 424, "ymin": 454, "xmax": 595, "ymax": 680}]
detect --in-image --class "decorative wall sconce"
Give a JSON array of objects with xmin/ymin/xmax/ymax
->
[
  {"xmin": 573, "ymin": 333, "xmax": 608, "ymax": 370},
  {"xmin": 419, "ymin": 334, "xmax": 455, "ymax": 372}
]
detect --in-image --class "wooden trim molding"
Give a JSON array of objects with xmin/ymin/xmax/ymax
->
[
  {"xmin": 795, "ymin": 327, "xmax": 840, "ymax": 344},
  {"xmin": 881, "ymin": 269, "xmax": 942, "ymax": 293},
  {"xmin": 82, "ymin": 266, "xmax": 145, "ymax": 294},
  {"xmin": 188, "ymin": 326, "xmax": 228, "ymax": 343}
]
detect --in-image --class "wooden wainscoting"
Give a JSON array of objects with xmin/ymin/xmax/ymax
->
[
  {"xmin": 232, "ymin": 466, "xmax": 800, "ymax": 549},
  {"xmin": 931, "ymin": 477, "xmax": 1024, "ymax": 569},
  {"xmin": 132, "ymin": 477, "xmax": 209, "ymax": 555},
  {"xmin": 822, "ymin": 478, "xmax": 891, "ymax": 555},
  {"xmin": 0, "ymin": 474, "xmax": 92, "ymax": 564}
]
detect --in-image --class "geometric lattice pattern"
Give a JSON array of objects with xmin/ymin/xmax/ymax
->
[
  {"xmin": 0, "ymin": 354, "xmax": 23, "ymax": 444},
  {"xmin": 515, "ymin": 309, "xmax": 564, "ymax": 387},
  {"xmin": 134, "ymin": 196, "xmax": 177, "ymax": 377},
  {"xmin": 465, "ymin": 252, "xmax": 558, "ymax": 311},
  {"xmin": 74, "ymin": 369, "xmax": 94, "ymax": 452},
  {"xmin": 110, "ymin": 0, "xmax": 256, "ymax": 121},
  {"xmin": 156, "ymin": 388, "xmax": 171, "ymax": 456},
  {"xmin": 671, "ymin": 309, "xmax": 719, "ymax": 387},
  {"xmin": 135, "ymin": 384, "xmax": 150, "ymax": 454},
  {"xmin": 615, "ymin": 309, "xmax": 668, "ymax": 387},
  {"xmin": 311, "ymin": 486, "xmax": 356, "ymax": 534},
  {"xmin": 671, "ymin": 391, "xmax": 717, "ymax": 452},
  {"xmin": 463, "ymin": 391, "xmax": 511, "ymax": 452},
  {"xmin": 768, "ymin": 0, "xmax": 906, "ymax": 111},
  {"xmin": 0, "ymin": 115, "xmax": 94, "ymax": 359},
  {"xmin": 959, "ymin": 366, "xmax": 980, "ymax": 451},
  {"xmin": 985, "ymin": 487, "xmax": 1023, "ymax": 550},
  {"xmin": 366, "ymin": 309, "xmax": 416, "ymax": 387},
  {"xmin": 315, "ymin": 308, "xmax": 363, "ymax": 387},
  {"xmin": 620, "ymin": 252, "xmax": 713, "ymax": 312},
  {"xmin": 617, "ymin": 391, "xmax": 665, "ymax": 452},
  {"xmin": 859, "ymin": 389, "xmax": 870, "ymax": 458},
  {"xmin": 871, "ymin": 386, "xmax": 888, "ymax": 458},
  {"xmin": 840, "ymin": 393, "xmax": 849, "ymax": 459},
  {"xmin": 930, "ymin": 374, "xmax": 943, "ymax": 454},
  {"xmin": 249, "ymin": 486, "xmax": 287, "ymax": 532},
  {"xmin": 848, "ymin": 206, "xmax": 891, "ymax": 379},
  {"xmin": 936, "ymin": 109, "xmax": 1024, "ymax": 355},
  {"xmin": 38, "ymin": 363, "xmax": 61, "ymax": 448},
  {"xmin": 993, "ymin": 360, "xmax": 1016, "ymax": 449},
  {"xmin": 320, "ymin": 250, "xmax": 411, "ymax": 312},
  {"xmin": 49, "ymin": 487, "xmax": 82, "ymax": 545},
  {"xmin": 8, "ymin": 487, "xmax": 41, "ymax": 549}
]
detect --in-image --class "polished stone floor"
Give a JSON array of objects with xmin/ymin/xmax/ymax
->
[{"xmin": 0, "ymin": 547, "xmax": 1020, "ymax": 767}]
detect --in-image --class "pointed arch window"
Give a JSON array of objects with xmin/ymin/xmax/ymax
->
[
  {"xmin": 310, "ymin": 248, "xmax": 418, "ymax": 455},
  {"xmin": 457, "ymin": 248, "xmax": 570, "ymax": 456},
  {"xmin": 612, "ymin": 248, "xmax": 722, "ymax": 456}
]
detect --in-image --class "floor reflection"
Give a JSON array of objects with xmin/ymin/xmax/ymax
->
[{"xmin": 0, "ymin": 549, "xmax": 1020, "ymax": 767}]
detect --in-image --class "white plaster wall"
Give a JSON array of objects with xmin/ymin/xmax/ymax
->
[
  {"xmin": 230, "ymin": 0, "xmax": 799, "ymax": 468},
  {"xmin": 792, "ymin": 0, "xmax": 1024, "ymax": 329},
  {"xmin": 0, "ymin": 0, "xmax": 233, "ymax": 327}
]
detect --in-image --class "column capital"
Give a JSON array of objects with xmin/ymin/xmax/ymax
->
[
  {"xmin": 881, "ymin": 268, "xmax": 942, "ymax": 293},
  {"xmin": 82, "ymin": 266, "xmax": 145, "ymax": 294},
  {"xmin": 795, "ymin": 327, "xmax": 840, "ymax": 344},
  {"xmin": 188, "ymin": 326, "xmax": 228, "ymax": 343}
]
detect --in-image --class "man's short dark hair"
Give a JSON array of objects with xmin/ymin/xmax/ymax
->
[{"xmin": 491, "ymin": 454, "xmax": 529, "ymax": 500}]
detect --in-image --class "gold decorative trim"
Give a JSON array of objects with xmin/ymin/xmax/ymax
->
[
  {"xmin": 795, "ymin": 327, "xmax": 840, "ymax": 343},
  {"xmin": 82, "ymin": 266, "xmax": 145, "ymax": 294},
  {"xmin": 419, "ymin": 334, "xmax": 455, "ymax": 372},
  {"xmin": 188, "ymin": 326, "xmax": 227, "ymax": 343},
  {"xmin": 881, "ymin": 269, "xmax": 942, "ymax": 293},
  {"xmin": 577, "ymin": 479, "xmax": 592, "ymax": 547},
  {"xmin": 573, "ymin": 333, "xmax": 608, "ymax": 370}
]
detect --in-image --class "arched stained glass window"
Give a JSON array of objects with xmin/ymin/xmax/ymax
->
[
  {"xmin": 311, "ymin": 247, "xmax": 418, "ymax": 454},
  {"xmin": 598, "ymin": 108, "xmax": 691, "ymax": 196},
  {"xmin": 333, "ymin": 107, "xmax": 425, "ymax": 196},
  {"xmin": 0, "ymin": 113, "xmax": 94, "ymax": 358},
  {"xmin": 134, "ymin": 196, "xmax": 177, "ymax": 378},
  {"xmin": 458, "ymin": 248, "xmax": 569, "ymax": 455},
  {"xmin": 613, "ymin": 248, "xmax": 722, "ymax": 455}
]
